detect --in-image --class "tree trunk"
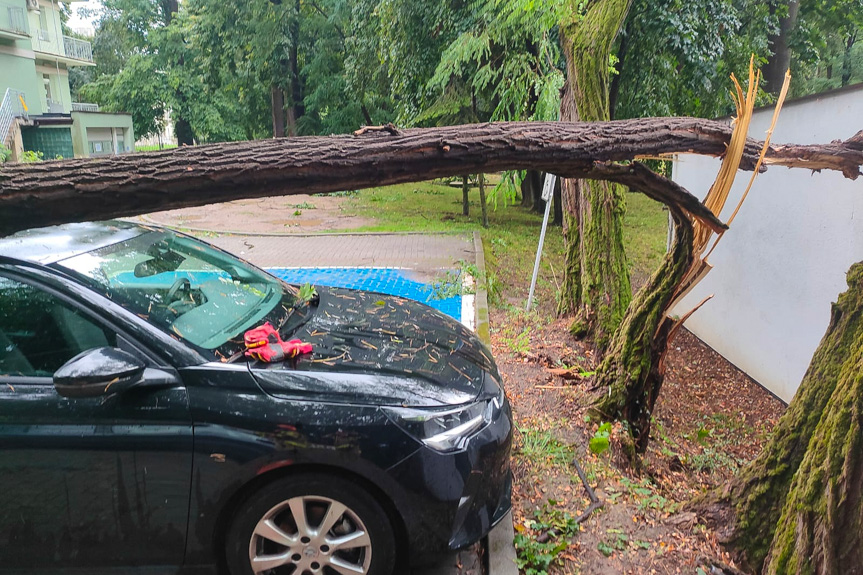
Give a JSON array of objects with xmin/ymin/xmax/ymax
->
[
  {"xmin": 174, "ymin": 118, "xmax": 194, "ymax": 147},
  {"xmin": 271, "ymin": 87, "xmax": 286, "ymax": 138},
  {"xmin": 558, "ymin": 0, "xmax": 634, "ymax": 350},
  {"xmin": 462, "ymin": 175, "xmax": 470, "ymax": 216},
  {"xmin": 552, "ymin": 177, "xmax": 563, "ymax": 226},
  {"xmin": 695, "ymin": 263, "xmax": 863, "ymax": 574},
  {"xmin": 521, "ymin": 170, "xmax": 541, "ymax": 209},
  {"xmin": 2, "ymin": 119, "xmax": 861, "ymax": 236},
  {"xmin": 163, "ymin": 0, "xmax": 194, "ymax": 147},
  {"xmin": 589, "ymin": 165, "xmax": 693, "ymax": 450},
  {"xmin": 286, "ymin": 0, "xmax": 304, "ymax": 136},
  {"xmin": 842, "ymin": 32, "xmax": 857, "ymax": 87},
  {"xmin": 763, "ymin": 1, "xmax": 800, "ymax": 95},
  {"xmin": 478, "ymin": 173, "xmax": 489, "ymax": 228}
]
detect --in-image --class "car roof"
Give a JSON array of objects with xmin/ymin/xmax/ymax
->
[{"xmin": 0, "ymin": 221, "xmax": 148, "ymax": 265}]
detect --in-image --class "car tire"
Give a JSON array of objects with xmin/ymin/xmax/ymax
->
[{"xmin": 225, "ymin": 473, "xmax": 397, "ymax": 575}]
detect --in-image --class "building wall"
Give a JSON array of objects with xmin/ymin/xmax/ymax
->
[
  {"xmin": 71, "ymin": 111, "xmax": 135, "ymax": 157},
  {"xmin": 0, "ymin": 48, "xmax": 43, "ymax": 115},
  {"xmin": 35, "ymin": 62, "xmax": 70, "ymax": 112},
  {"xmin": 28, "ymin": 0, "xmax": 63, "ymax": 56},
  {"xmin": 671, "ymin": 85, "xmax": 863, "ymax": 403}
]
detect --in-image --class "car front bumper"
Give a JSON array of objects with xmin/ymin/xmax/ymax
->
[{"xmin": 386, "ymin": 397, "xmax": 513, "ymax": 564}]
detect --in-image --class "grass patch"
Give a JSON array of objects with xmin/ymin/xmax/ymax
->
[
  {"xmin": 134, "ymin": 144, "xmax": 178, "ymax": 152},
  {"xmin": 517, "ymin": 427, "xmax": 573, "ymax": 469},
  {"xmin": 623, "ymin": 192, "xmax": 669, "ymax": 283}
]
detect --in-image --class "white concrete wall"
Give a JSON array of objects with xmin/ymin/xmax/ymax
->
[{"xmin": 671, "ymin": 85, "xmax": 863, "ymax": 403}]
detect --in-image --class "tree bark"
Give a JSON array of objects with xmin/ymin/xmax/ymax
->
[
  {"xmin": 591, "ymin": 165, "xmax": 695, "ymax": 450},
  {"xmin": 558, "ymin": 0, "xmax": 634, "ymax": 350},
  {"xmin": 271, "ymin": 86, "xmax": 286, "ymax": 138},
  {"xmin": 521, "ymin": 170, "xmax": 541, "ymax": 209},
  {"xmin": 462, "ymin": 175, "xmax": 470, "ymax": 216},
  {"xmin": 694, "ymin": 263, "xmax": 863, "ymax": 574},
  {"xmin": 763, "ymin": 1, "xmax": 800, "ymax": 95},
  {"xmin": 553, "ymin": 177, "xmax": 563, "ymax": 226},
  {"xmin": 1, "ymin": 119, "xmax": 861, "ymax": 236}
]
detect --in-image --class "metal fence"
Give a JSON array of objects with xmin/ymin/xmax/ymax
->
[
  {"xmin": 1, "ymin": 89, "xmax": 28, "ymax": 148},
  {"xmin": 72, "ymin": 102, "xmax": 100, "ymax": 112},
  {"xmin": 45, "ymin": 99, "xmax": 64, "ymax": 113}
]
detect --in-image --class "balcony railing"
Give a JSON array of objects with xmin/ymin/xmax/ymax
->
[
  {"xmin": 1, "ymin": 88, "xmax": 28, "ymax": 148},
  {"xmin": 72, "ymin": 102, "xmax": 100, "ymax": 112},
  {"xmin": 63, "ymin": 35, "xmax": 93, "ymax": 62},
  {"xmin": 45, "ymin": 99, "xmax": 64, "ymax": 113},
  {"xmin": 1, "ymin": 6, "xmax": 27, "ymax": 35}
]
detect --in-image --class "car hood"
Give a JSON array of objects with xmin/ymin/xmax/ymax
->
[{"xmin": 248, "ymin": 286, "xmax": 497, "ymax": 407}]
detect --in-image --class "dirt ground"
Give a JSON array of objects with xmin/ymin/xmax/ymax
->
[
  {"xmin": 142, "ymin": 193, "xmax": 373, "ymax": 233},
  {"xmin": 490, "ymin": 309, "xmax": 785, "ymax": 574}
]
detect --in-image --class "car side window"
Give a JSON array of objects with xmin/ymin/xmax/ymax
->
[{"xmin": 0, "ymin": 276, "xmax": 117, "ymax": 378}]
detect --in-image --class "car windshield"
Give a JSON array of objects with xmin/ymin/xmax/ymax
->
[{"xmin": 57, "ymin": 229, "xmax": 294, "ymax": 352}]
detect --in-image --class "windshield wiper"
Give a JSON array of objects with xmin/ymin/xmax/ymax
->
[{"xmin": 277, "ymin": 292, "xmax": 320, "ymax": 335}]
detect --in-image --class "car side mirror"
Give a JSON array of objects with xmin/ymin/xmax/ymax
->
[{"xmin": 54, "ymin": 347, "xmax": 146, "ymax": 399}]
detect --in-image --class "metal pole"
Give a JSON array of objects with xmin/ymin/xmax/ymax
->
[{"xmin": 526, "ymin": 174, "xmax": 556, "ymax": 311}]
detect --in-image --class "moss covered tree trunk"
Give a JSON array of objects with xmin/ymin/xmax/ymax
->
[
  {"xmin": 696, "ymin": 262, "xmax": 863, "ymax": 573},
  {"xmin": 591, "ymin": 168, "xmax": 695, "ymax": 450},
  {"xmin": 558, "ymin": 0, "xmax": 633, "ymax": 350},
  {"xmin": 478, "ymin": 173, "xmax": 489, "ymax": 228}
]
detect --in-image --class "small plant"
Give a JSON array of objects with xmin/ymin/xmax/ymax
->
[
  {"xmin": 517, "ymin": 427, "xmax": 571, "ymax": 469},
  {"xmin": 502, "ymin": 327, "xmax": 530, "ymax": 355},
  {"xmin": 589, "ymin": 422, "xmax": 612, "ymax": 455},
  {"xmin": 0, "ymin": 144, "xmax": 12, "ymax": 163},
  {"xmin": 21, "ymin": 150, "xmax": 44, "ymax": 163},
  {"xmin": 514, "ymin": 501, "xmax": 580, "ymax": 575},
  {"xmin": 313, "ymin": 190, "xmax": 358, "ymax": 197},
  {"xmin": 292, "ymin": 202, "xmax": 316, "ymax": 210},
  {"xmin": 598, "ymin": 528, "xmax": 629, "ymax": 557},
  {"xmin": 293, "ymin": 210, "xmax": 303, "ymax": 216},
  {"xmin": 297, "ymin": 283, "xmax": 317, "ymax": 303}
]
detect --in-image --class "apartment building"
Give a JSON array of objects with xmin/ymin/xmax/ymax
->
[{"xmin": 0, "ymin": 0, "xmax": 134, "ymax": 160}]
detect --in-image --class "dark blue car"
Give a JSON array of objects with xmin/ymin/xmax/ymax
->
[{"xmin": 0, "ymin": 221, "xmax": 512, "ymax": 575}]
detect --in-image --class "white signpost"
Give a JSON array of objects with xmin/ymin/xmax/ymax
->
[{"xmin": 526, "ymin": 173, "xmax": 557, "ymax": 311}]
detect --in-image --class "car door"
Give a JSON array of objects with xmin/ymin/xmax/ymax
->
[{"xmin": 0, "ymin": 273, "xmax": 194, "ymax": 574}]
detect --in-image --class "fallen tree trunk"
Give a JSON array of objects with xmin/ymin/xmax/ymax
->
[{"xmin": 2, "ymin": 118, "xmax": 861, "ymax": 236}]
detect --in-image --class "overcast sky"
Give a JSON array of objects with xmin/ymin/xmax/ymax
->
[{"xmin": 67, "ymin": 0, "xmax": 103, "ymax": 35}]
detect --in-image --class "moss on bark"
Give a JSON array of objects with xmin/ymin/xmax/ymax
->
[
  {"xmin": 700, "ymin": 263, "xmax": 863, "ymax": 572},
  {"xmin": 558, "ymin": 0, "xmax": 634, "ymax": 349},
  {"xmin": 592, "ymin": 204, "xmax": 692, "ymax": 449}
]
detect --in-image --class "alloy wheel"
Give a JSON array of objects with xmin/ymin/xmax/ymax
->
[{"xmin": 248, "ymin": 495, "xmax": 372, "ymax": 575}]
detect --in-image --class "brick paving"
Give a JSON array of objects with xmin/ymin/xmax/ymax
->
[{"xmin": 207, "ymin": 233, "xmax": 475, "ymax": 277}]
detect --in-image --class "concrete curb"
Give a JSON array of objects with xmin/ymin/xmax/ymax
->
[
  {"xmin": 135, "ymin": 214, "xmax": 465, "ymax": 238},
  {"xmin": 472, "ymin": 231, "xmax": 518, "ymax": 575}
]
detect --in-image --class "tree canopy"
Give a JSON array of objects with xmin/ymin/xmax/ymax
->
[{"xmin": 74, "ymin": 0, "xmax": 862, "ymax": 143}]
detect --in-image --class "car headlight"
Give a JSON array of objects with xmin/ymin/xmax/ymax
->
[{"xmin": 383, "ymin": 401, "xmax": 492, "ymax": 453}]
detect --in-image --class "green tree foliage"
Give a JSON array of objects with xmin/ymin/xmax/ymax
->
[
  {"xmin": 792, "ymin": 0, "xmax": 863, "ymax": 94},
  {"xmin": 611, "ymin": 0, "xmax": 776, "ymax": 119}
]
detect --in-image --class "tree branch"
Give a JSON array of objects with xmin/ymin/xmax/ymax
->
[{"xmin": 1, "ymin": 118, "xmax": 861, "ymax": 236}]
